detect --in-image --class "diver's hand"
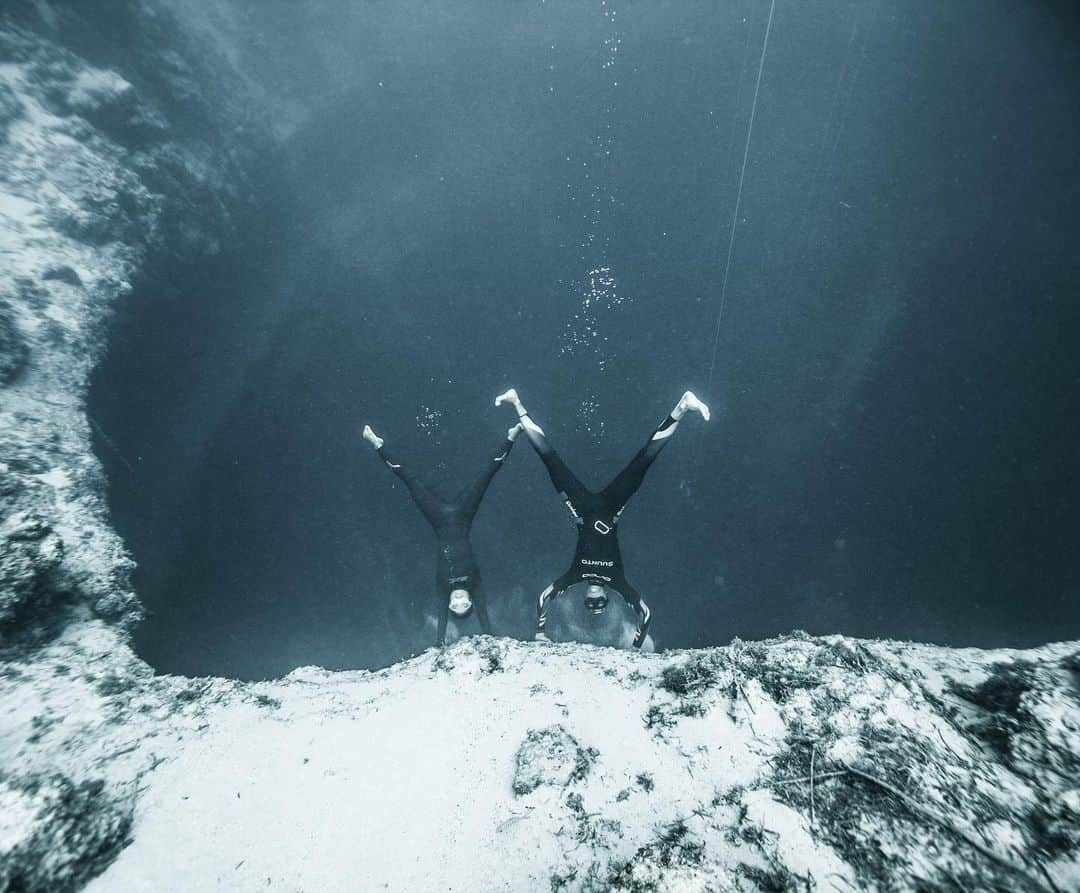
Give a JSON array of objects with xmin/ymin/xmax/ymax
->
[{"xmin": 507, "ymin": 421, "xmax": 525, "ymax": 441}]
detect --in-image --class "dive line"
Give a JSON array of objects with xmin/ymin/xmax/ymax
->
[{"xmin": 706, "ymin": 0, "xmax": 777, "ymax": 395}]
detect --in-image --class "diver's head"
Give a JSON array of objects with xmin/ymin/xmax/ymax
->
[
  {"xmin": 448, "ymin": 588, "xmax": 473, "ymax": 617},
  {"xmin": 584, "ymin": 584, "xmax": 608, "ymax": 614}
]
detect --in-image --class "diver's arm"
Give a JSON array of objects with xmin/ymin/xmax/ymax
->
[
  {"xmin": 612, "ymin": 579, "xmax": 651, "ymax": 649},
  {"xmin": 632, "ymin": 599, "xmax": 651, "ymax": 649},
  {"xmin": 535, "ymin": 583, "xmax": 556, "ymax": 641},
  {"xmin": 473, "ymin": 584, "xmax": 493, "ymax": 635},
  {"xmin": 536, "ymin": 571, "xmax": 575, "ymax": 640},
  {"xmin": 436, "ymin": 600, "xmax": 449, "ymax": 648}
]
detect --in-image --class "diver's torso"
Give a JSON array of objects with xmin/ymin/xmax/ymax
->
[
  {"xmin": 434, "ymin": 521, "xmax": 478, "ymax": 584},
  {"xmin": 568, "ymin": 492, "xmax": 624, "ymax": 576}
]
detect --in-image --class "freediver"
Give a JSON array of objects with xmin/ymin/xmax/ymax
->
[
  {"xmin": 362, "ymin": 421, "xmax": 523, "ymax": 646},
  {"xmin": 494, "ymin": 388, "xmax": 710, "ymax": 648}
]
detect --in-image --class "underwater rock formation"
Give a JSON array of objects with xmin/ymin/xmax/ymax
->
[
  {"xmin": 0, "ymin": 3, "xmax": 1077, "ymax": 892},
  {"xmin": 2, "ymin": 633, "xmax": 1077, "ymax": 891},
  {"xmin": 0, "ymin": 4, "xmax": 255, "ymax": 881},
  {"xmin": 0, "ymin": 773, "xmax": 134, "ymax": 893},
  {"xmin": 0, "ymin": 511, "xmax": 63, "ymax": 628},
  {"xmin": 0, "ymin": 1, "xmax": 255, "ymax": 640},
  {"xmin": 513, "ymin": 723, "xmax": 598, "ymax": 796}
]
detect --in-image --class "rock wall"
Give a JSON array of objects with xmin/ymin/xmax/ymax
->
[
  {"xmin": 0, "ymin": 0, "xmax": 258, "ymax": 643},
  {"xmin": 0, "ymin": 5, "xmax": 259, "ymax": 884}
]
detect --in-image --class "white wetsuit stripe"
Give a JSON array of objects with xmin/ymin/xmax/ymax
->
[
  {"xmin": 650, "ymin": 422, "xmax": 678, "ymax": 441},
  {"xmin": 537, "ymin": 584, "xmax": 555, "ymax": 628}
]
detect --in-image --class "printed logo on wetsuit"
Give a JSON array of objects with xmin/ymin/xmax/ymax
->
[{"xmin": 580, "ymin": 558, "xmax": 615, "ymax": 567}]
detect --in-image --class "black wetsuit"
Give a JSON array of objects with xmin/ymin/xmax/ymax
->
[
  {"xmin": 527, "ymin": 413, "xmax": 680, "ymax": 647},
  {"xmin": 377, "ymin": 435, "xmax": 515, "ymax": 645}
]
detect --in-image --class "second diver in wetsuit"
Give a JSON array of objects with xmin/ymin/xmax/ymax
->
[
  {"xmin": 362, "ymin": 421, "xmax": 523, "ymax": 646},
  {"xmin": 494, "ymin": 388, "xmax": 710, "ymax": 648}
]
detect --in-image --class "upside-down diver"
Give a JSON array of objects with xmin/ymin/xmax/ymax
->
[
  {"xmin": 362, "ymin": 421, "xmax": 523, "ymax": 646},
  {"xmin": 494, "ymin": 388, "xmax": 709, "ymax": 648}
]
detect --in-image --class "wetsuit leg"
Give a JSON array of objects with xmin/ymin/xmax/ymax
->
[
  {"xmin": 378, "ymin": 446, "xmax": 444, "ymax": 528},
  {"xmin": 518, "ymin": 414, "xmax": 590, "ymax": 508},
  {"xmin": 456, "ymin": 436, "xmax": 516, "ymax": 521},
  {"xmin": 538, "ymin": 569, "xmax": 579, "ymax": 635},
  {"xmin": 609, "ymin": 577, "xmax": 651, "ymax": 648},
  {"xmin": 602, "ymin": 415, "xmax": 680, "ymax": 513}
]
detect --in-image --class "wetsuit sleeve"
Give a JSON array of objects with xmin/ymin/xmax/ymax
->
[
  {"xmin": 436, "ymin": 599, "xmax": 449, "ymax": 647},
  {"xmin": 456, "ymin": 437, "xmax": 515, "ymax": 521},
  {"xmin": 377, "ymin": 446, "xmax": 443, "ymax": 528},
  {"xmin": 434, "ymin": 574, "xmax": 451, "ymax": 646},
  {"xmin": 602, "ymin": 415, "xmax": 679, "ymax": 514},
  {"xmin": 472, "ymin": 581, "xmax": 492, "ymax": 635},
  {"xmin": 520, "ymin": 415, "xmax": 588, "ymax": 506},
  {"xmin": 537, "ymin": 569, "xmax": 577, "ymax": 634},
  {"xmin": 611, "ymin": 578, "xmax": 651, "ymax": 648}
]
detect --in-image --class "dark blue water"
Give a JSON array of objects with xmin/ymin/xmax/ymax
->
[{"xmin": 90, "ymin": 0, "xmax": 1080, "ymax": 678}]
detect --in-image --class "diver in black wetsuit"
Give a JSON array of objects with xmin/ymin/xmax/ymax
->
[
  {"xmin": 362, "ymin": 421, "xmax": 523, "ymax": 646},
  {"xmin": 494, "ymin": 388, "xmax": 710, "ymax": 648}
]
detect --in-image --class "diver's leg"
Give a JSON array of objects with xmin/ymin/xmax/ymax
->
[
  {"xmin": 366, "ymin": 427, "xmax": 443, "ymax": 526},
  {"xmin": 610, "ymin": 577, "xmax": 651, "ymax": 649},
  {"xmin": 457, "ymin": 426, "xmax": 522, "ymax": 520},
  {"xmin": 603, "ymin": 391, "xmax": 711, "ymax": 510},
  {"xmin": 537, "ymin": 569, "xmax": 577, "ymax": 641},
  {"xmin": 495, "ymin": 389, "xmax": 587, "ymax": 501}
]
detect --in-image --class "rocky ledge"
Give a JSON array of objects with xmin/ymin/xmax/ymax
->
[{"xmin": 1, "ymin": 632, "xmax": 1077, "ymax": 891}]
